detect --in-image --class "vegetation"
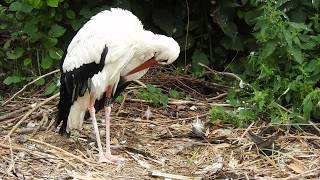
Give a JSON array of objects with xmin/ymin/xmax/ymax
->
[{"xmin": 0, "ymin": 0, "xmax": 319, "ymax": 126}]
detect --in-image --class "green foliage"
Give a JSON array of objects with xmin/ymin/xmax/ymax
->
[
  {"xmin": 138, "ymin": 84, "xmax": 168, "ymax": 107},
  {"xmin": 115, "ymin": 95, "xmax": 124, "ymax": 103},
  {"xmin": 210, "ymin": 106, "xmax": 255, "ymax": 127},
  {"xmin": 221, "ymin": 0, "xmax": 320, "ymax": 125},
  {"xmin": 168, "ymin": 89, "xmax": 185, "ymax": 99},
  {"xmin": 302, "ymin": 89, "xmax": 320, "ymax": 120}
]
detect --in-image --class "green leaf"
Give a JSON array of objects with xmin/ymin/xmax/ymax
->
[
  {"xmin": 79, "ymin": 7, "xmax": 93, "ymax": 18},
  {"xmin": 23, "ymin": 21, "xmax": 38, "ymax": 37},
  {"xmin": 169, "ymin": 90, "xmax": 180, "ymax": 98},
  {"xmin": 49, "ymin": 48, "xmax": 63, "ymax": 60},
  {"xmin": 41, "ymin": 56, "xmax": 53, "ymax": 69},
  {"xmin": 115, "ymin": 95, "xmax": 124, "ymax": 103},
  {"xmin": 70, "ymin": 19, "xmax": 84, "ymax": 31},
  {"xmin": 44, "ymin": 82, "xmax": 57, "ymax": 95},
  {"xmin": 46, "ymin": 0, "xmax": 59, "ymax": 7},
  {"xmin": 48, "ymin": 24, "xmax": 66, "ymax": 38},
  {"xmin": 3, "ymin": 39, "xmax": 12, "ymax": 49},
  {"xmin": 6, "ymin": 47, "xmax": 24, "ymax": 60},
  {"xmin": 288, "ymin": 46, "xmax": 304, "ymax": 64},
  {"xmin": 43, "ymin": 37, "xmax": 58, "ymax": 48},
  {"xmin": 282, "ymin": 29, "xmax": 292, "ymax": 46},
  {"xmin": 289, "ymin": 22, "xmax": 310, "ymax": 32},
  {"xmin": 260, "ymin": 41, "xmax": 276, "ymax": 59},
  {"xmin": 35, "ymin": 77, "xmax": 45, "ymax": 86},
  {"xmin": 3, "ymin": 76, "xmax": 22, "ymax": 85},
  {"xmin": 191, "ymin": 50, "xmax": 209, "ymax": 74},
  {"xmin": 23, "ymin": 58, "xmax": 32, "ymax": 66},
  {"xmin": 28, "ymin": 0, "xmax": 43, "ymax": 9},
  {"xmin": 159, "ymin": 95, "xmax": 168, "ymax": 107},
  {"xmin": 66, "ymin": 9, "xmax": 76, "ymax": 19},
  {"xmin": 20, "ymin": 2, "xmax": 33, "ymax": 13},
  {"xmin": 146, "ymin": 84, "xmax": 159, "ymax": 94},
  {"xmin": 303, "ymin": 99, "xmax": 313, "ymax": 120},
  {"xmin": 9, "ymin": 2, "xmax": 22, "ymax": 11}
]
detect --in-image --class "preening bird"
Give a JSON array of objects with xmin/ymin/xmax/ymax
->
[{"xmin": 55, "ymin": 8, "xmax": 180, "ymax": 163}]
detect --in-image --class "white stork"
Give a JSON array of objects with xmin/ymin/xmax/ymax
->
[{"xmin": 55, "ymin": 8, "xmax": 180, "ymax": 163}]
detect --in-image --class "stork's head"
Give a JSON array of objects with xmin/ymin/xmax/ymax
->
[
  {"xmin": 153, "ymin": 34, "xmax": 180, "ymax": 65},
  {"xmin": 126, "ymin": 31, "xmax": 180, "ymax": 76}
]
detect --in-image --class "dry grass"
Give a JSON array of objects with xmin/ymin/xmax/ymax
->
[{"xmin": 1, "ymin": 71, "xmax": 320, "ymax": 179}]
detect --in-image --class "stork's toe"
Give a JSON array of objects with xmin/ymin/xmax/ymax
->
[{"xmin": 98, "ymin": 154, "xmax": 126, "ymax": 163}]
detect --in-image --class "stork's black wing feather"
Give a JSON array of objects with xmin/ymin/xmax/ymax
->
[{"xmin": 56, "ymin": 46, "xmax": 108, "ymax": 135}]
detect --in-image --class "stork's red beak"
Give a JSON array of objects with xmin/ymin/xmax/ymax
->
[{"xmin": 126, "ymin": 58, "xmax": 158, "ymax": 76}]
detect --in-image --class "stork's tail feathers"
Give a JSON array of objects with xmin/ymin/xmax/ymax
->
[{"xmin": 55, "ymin": 73, "xmax": 72, "ymax": 136}]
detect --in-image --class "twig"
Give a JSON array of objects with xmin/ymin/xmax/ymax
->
[
  {"xmin": 133, "ymin": 80, "xmax": 146, "ymax": 88},
  {"xmin": 207, "ymin": 92, "xmax": 228, "ymax": 101},
  {"xmin": 284, "ymin": 167, "xmax": 320, "ymax": 180},
  {"xmin": 126, "ymin": 98, "xmax": 232, "ymax": 107},
  {"xmin": 0, "ymin": 106, "xmax": 31, "ymax": 121},
  {"xmin": 0, "ymin": 143, "xmax": 55, "ymax": 160},
  {"xmin": 274, "ymin": 103, "xmax": 305, "ymax": 120},
  {"xmin": 240, "ymin": 122, "xmax": 255, "ymax": 138},
  {"xmin": 149, "ymin": 170, "xmax": 202, "ymax": 180},
  {"xmin": 198, "ymin": 63, "xmax": 243, "ymax": 81},
  {"xmin": 31, "ymin": 112, "xmax": 48, "ymax": 137},
  {"xmin": 116, "ymin": 90, "xmax": 133, "ymax": 117},
  {"xmin": 0, "ymin": 127, "xmax": 46, "ymax": 136},
  {"xmin": 6, "ymin": 136, "xmax": 15, "ymax": 175},
  {"xmin": 184, "ymin": 0, "xmax": 190, "ymax": 68},
  {"xmin": 125, "ymin": 150, "xmax": 152, "ymax": 169},
  {"xmin": 28, "ymin": 138, "xmax": 93, "ymax": 166},
  {"xmin": 7, "ymin": 93, "xmax": 59, "ymax": 137},
  {"xmin": 2, "ymin": 69, "xmax": 59, "ymax": 106},
  {"xmin": 308, "ymin": 121, "xmax": 320, "ymax": 134}
]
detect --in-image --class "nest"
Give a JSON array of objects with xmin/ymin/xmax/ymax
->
[{"xmin": 0, "ymin": 68, "xmax": 320, "ymax": 179}]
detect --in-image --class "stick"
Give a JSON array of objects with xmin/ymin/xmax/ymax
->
[
  {"xmin": 274, "ymin": 103, "xmax": 305, "ymax": 120},
  {"xmin": 116, "ymin": 90, "xmax": 133, "ymax": 117},
  {"xmin": 7, "ymin": 93, "xmax": 59, "ymax": 137},
  {"xmin": 6, "ymin": 136, "xmax": 15, "ymax": 175},
  {"xmin": 149, "ymin": 170, "xmax": 202, "ymax": 180},
  {"xmin": 198, "ymin": 63, "xmax": 242, "ymax": 81},
  {"xmin": 0, "ymin": 106, "xmax": 31, "ymax": 121},
  {"xmin": 28, "ymin": 138, "xmax": 93, "ymax": 166},
  {"xmin": 240, "ymin": 122, "xmax": 255, "ymax": 138},
  {"xmin": 133, "ymin": 80, "xmax": 146, "ymax": 88},
  {"xmin": 308, "ymin": 121, "xmax": 320, "ymax": 134},
  {"xmin": 2, "ymin": 69, "xmax": 59, "ymax": 106},
  {"xmin": 126, "ymin": 98, "xmax": 232, "ymax": 107},
  {"xmin": 207, "ymin": 92, "xmax": 228, "ymax": 101},
  {"xmin": 284, "ymin": 167, "xmax": 320, "ymax": 180},
  {"xmin": 31, "ymin": 112, "xmax": 48, "ymax": 137}
]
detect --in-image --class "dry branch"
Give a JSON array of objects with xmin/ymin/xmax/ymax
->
[
  {"xmin": 28, "ymin": 138, "xmax": 93, "ymax": 166},
  {"xmin": 7, "ymin": 93, "xmax": 59, "ymax": 137},
  {"xmin": 149, "ymin": 170, "xmax": 202, "ymax": 180},
  {"xmin": 2, "ymin": 69, "xmax": 59, "ymax": 106},
  {"xmin": 0, "ymin": 106, "xmax": 31, "ymax": 121}
]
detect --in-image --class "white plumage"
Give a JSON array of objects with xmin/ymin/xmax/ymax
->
[{"xmin": 56, "ymin": 8, "xmax": 180, "ymax": 163}]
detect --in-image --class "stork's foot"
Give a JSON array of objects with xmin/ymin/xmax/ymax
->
[{"xmin": 98, "ymin": 154, "xmax": 126, "ymax": 163}]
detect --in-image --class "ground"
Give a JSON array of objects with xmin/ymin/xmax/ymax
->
[{"xmin": 1, "ymin": 71, "xmax": 320, "ymax": 179}]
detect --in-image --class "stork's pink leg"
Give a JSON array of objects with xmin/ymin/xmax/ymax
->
[
  {"xmin": 88, "ymin": 95, "xmax": 107, "ymax": 162},
  {"xmin": 103, "ymin": 86, "xmax": 125, "ymax": 163}
]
